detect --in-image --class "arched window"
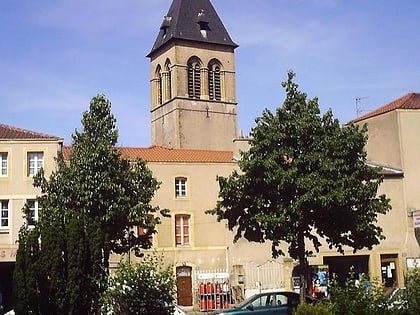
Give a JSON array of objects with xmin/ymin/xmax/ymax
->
[
  {"xmin": 208, "ymin": 60, "xmax": 222, "ymax": 101},
  {"xmin": 155, "ymin": 65, "xmax": 163, "ymax": 105},
  {"xmin": 187, "ymin": 57, "xmax": 201, "ymax": 99},
  {"xmin": 164, "ymin": 59, "xmax": 172, "ymax": 101}
]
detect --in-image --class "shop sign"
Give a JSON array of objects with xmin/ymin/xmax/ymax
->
[
  {"xmin": 406, "ymin": 257, "xmax": 420, "ymax": 268},
  {"xmin": 0, "ymin": 248, "xmax": 17, "ymax": 260}
]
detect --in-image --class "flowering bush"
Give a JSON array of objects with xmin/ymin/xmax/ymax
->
[{"xmin": 100, "ymin": 252, "xmax": 176, "ymax": 315}]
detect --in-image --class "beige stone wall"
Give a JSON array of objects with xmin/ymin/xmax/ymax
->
[
  {"xmin": 149, "ymin": 42, "xmax": 238, "ymax": 151},
  {"xmin": 308, "ymin": 109, "xmax": 420, "ymax": 286},
  {"xmin": 359, "ymin": 110, "xmax": 420, "ymax": 252},
  {"xmin": 149, "ymin": 42, "xmax": 236, "ymax": 104},
  {"xmin": 361, "ymin": 111, "xmax": 402, "ymax": 168},
  {"xmin": 0, "ymin": 140, "xmax": 61, "ymax": 262},
  {"xmin": 143, "ymin": 161, "xmax": 237, "ymax": 270},
  {"xmin": 124, "ymin": 159, "xmax": 291, "ymax": 287}
]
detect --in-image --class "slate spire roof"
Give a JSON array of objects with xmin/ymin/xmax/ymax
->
[
  {"xmin": 352, "ymin": 92, "xmax": 420, "ymax": 123},
  {"xmin": 148, "ymin": 0, "xmax": 238, "ymax": 57},
  {"xmin": 0, "ymin": 123, "xmax": 62, "ymax": 141}
]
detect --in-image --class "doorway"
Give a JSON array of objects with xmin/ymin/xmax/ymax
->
[
  {"xmin": 381, "ymin": 254, "xmax": 399, "ymax": 289},
  {"xmin": 176, "ymin": 266, "xmax": 192, "ymax": 306},
  {"xmin": 323, "ymin": 255, "xmax": 369, "ymax": 285},
  {"xmin": 0, "ymin": 262, "xmax": 14, "ymax": 312}
]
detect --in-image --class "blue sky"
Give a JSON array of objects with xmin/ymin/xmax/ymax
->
[{"xmin": 1, "ymin": 0, "xmax": 419, "ymax": 146}]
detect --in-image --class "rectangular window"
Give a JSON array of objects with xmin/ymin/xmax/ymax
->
[
  {"xmin": 0, "ymin": 153, "xmax": 7, "ymax": 176},
  {"xmin": 137, "ymin": 215, "xmax": 154, "ymax": 245},
  {"xmin": 175, "ymin": 214, "xmax": 190, "ymax": 246},
  {"xmin": 28, "ymin": 152, "xmax": 44, "ymax": 176},
  {"xmin": 0, "ymin": 200, "xmax": 9, "ymax": 227},
  {"xmin": 175, "ymin": 177, "xmax": 187, "ymax": 198},
  {"xmin": 27, "ymin": 199, "xmax": 41, "ymax": 224}
]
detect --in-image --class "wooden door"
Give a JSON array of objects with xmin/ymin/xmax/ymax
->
[{"xmin": 177, "ymin": 266, "xmax": 192, "ymax": 306}]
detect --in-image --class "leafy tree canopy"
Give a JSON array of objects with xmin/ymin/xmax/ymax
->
[
  {"xmin": 208, "ymin": 70, "xmax": 390, "ymax": 273},
  {"xmin": 13, "ymin": 95, "xmax": 167, "ymax": 314}
]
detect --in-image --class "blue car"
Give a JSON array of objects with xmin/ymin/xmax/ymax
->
[{"xmin": 213, "ymin": 291, "xmax": 301, "ymax": 315}]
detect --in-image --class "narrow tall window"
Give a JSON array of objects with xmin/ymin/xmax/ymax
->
[
  {"xmin": 175, "ymin": 177, "xmax": 187, "ymax": 198},
  {"xmin": 175, "ymin": 214, "xmax": 190, "ymax": 246},
  {"xmin": 0, "ymin": 153, "xmax": 7, "ymax": 176},
  {"xmin": 158, "ymin": 72, "xmax": 163, "ymax": 104},
  {"xmin": 155, "ymin": 66, "xmax": 163, "ymax": 105},
  {"xmin": 0, "ymin": 200, "xmax": 9, "ymax": 227},
  {"xmin": 27, "ymin": 199, "xmax": 41, "ymax": 224},
  {"xmin": 137, "ymin": 215, "xmax": 154, "ymax": 246},
  {"xmin": 188, "ymin": 58, "xmax": 201, "ymax": 99},
  {"xmin": 27, "ymin": 152, "xmax": 43, "ymax": 176},
  {"xmin": 209, "ymin": 62, "xmax": 221, "ymax": 101},
  {"xmin": 164, "ymin": 60, "xmax": 172, "ymax": 101}
]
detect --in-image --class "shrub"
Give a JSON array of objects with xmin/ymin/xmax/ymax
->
[
  {"xmin": 100, "ymin": 252, "xmax": 176, "ymax": 315},
  {"xmin": 294, "ymin": 302, "xmax": 334, "ymax": 315},
  {"xmin": 328, "ymin": 272, "xmax": 389, "ymax": 315},
  {"xmin": 308, "ymin": 267, "xmax": 420, "ymax": 315},
  {"xmin": 404, "ymin": 268, "xmax": 420, "ymax": 315}
]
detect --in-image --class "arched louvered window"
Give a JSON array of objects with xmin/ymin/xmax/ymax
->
[
  {"xmin": 208, "ymin": 61, "xmax": 221, "ymax": 101},
  {"xmin": 187, "ymin": 57, "xmax": 201, "ymax": 99},
  {"xmin": 164, "ymin": 59, "xmax": 172, "ymax": 101},
  {"xmin": 155, "ymin": 65, "xmax": 163, "ymax": 105}
]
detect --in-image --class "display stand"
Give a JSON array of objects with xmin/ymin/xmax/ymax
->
[{"xmin": 198, "ymin": 281, "xmax": 231, "ymax": 312}]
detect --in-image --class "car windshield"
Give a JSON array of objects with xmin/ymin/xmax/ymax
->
[{"xmin": 235, "ymin": 294, "xmax": 259, "ymax": 308}]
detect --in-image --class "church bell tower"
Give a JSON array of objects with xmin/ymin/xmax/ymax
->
[{"xmin": 147, "ymin": 0, "xmax": 239, "ymax": 151}]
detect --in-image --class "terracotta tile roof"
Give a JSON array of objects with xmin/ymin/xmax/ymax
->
[
  {"xmin": 352, "ymin": 92, "xmax": 420, "ymax": 123},
  {"xmin": 0, "ymin": 123, "xmax": 63, "ymax": 141},
  {"xmin": 62, "ymin": 145, "xmax": 235, "ymax": 163}
]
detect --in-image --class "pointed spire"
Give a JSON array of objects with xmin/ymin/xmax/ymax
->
[{"xmin": 148, "ymin": 0, "xmax": 238, "ymax": 57}]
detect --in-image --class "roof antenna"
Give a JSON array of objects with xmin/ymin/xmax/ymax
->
[{"xmin": 356, "ymin": 96, "xmax": 370, "ymax": 117}]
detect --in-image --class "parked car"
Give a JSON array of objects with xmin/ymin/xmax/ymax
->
[{"xmin": 212, "ymin": 291, "xmax": 302, "ymax": 315}]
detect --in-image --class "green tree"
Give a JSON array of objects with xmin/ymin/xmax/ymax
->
[
  {"xmin": 208, "ymin": 71, "xmax": 390, "ymax": 300},
  {"xmin": 100, "ymin": 252, "xmax": 176, "ymax": 315},
  {"xmin": 13, "ymin": 95, "xmax": 167, "ymax": 314},
  {"xmin": 404, "ymin": 267, "xmax": 420, "ymax": 314}
]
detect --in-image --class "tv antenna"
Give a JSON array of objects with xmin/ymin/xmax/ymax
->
[{"xmin": 356, "ymin": 96, "xmax": 370, "ymax": 117}]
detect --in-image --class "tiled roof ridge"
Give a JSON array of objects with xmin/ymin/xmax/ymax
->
[
  {"xmin": 117, "ymin": 144, "xmax": 232, "ymax": 154},
  {"xmin": 62, "ymin": 145, "xmax": 235, "ymax": 163},
  {"xmin": 352, "ymin": 92, "xmax": 420, "ymax": 123},
  {"xmin": 0, "ymin": 123, "xmax": 62, "ymax": 140}
]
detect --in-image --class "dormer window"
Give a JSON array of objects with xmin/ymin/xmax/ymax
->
[
  {"xmin": 160, "ymin": 16, "xmax": 172, "ymax": 37},
  {"xmin": 197, "ymin": 10, "xmax": 209, "ymax": 38}
]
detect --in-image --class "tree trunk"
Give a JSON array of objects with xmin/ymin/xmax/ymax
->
[{"xmin": 297, "ymin": 229, "xmax": 307, "ymax": 303}]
